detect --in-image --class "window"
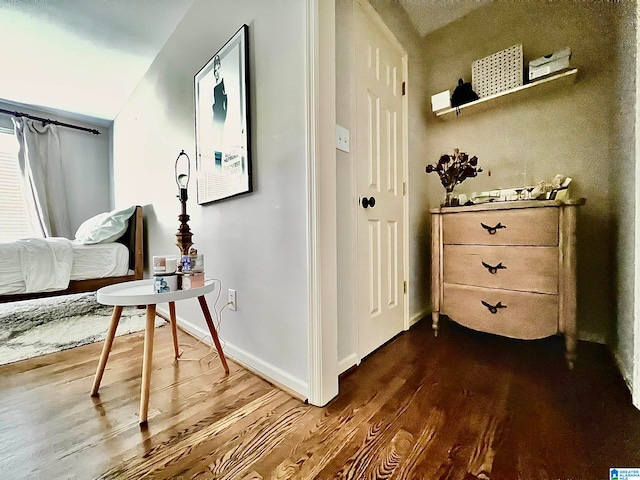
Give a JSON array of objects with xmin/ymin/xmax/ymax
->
[{"xmin": 0, "ymin": 128, "xmax": 41, "ymax": 242}]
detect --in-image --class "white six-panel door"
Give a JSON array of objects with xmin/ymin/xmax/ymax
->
[{"xmin": 355, "ymin": 0, "xmax": 407, "ymax": 359}]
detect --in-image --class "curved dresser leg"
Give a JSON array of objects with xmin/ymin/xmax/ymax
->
[
  {"xmin": 91, "ymin": 305, "xmax": 123, "ymax": 396},
  {"xmin": 432, "ymin": 312, "xmax": 440, "ymax": 337},
  {"xmin": 565, "ymin": 332, "xmax": 577, "ymax": 370}
]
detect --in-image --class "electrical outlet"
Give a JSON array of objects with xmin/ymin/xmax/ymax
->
[{"xmin": 228, "ymin": 289, "xmax": 237, "ymax": 311}]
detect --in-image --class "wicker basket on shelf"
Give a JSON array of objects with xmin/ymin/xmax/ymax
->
[{"xmin": 472, "ymin": 44, "xmax": 523, "ymax": 98}]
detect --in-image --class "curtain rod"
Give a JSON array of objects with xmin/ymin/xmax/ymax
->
[{"xmin": 0, "ymin": 108, "xmax": 101, "ymax": 135}]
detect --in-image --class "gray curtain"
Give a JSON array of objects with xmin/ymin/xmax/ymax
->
[{"xmin": 12, "ymin": 117, "xmax": 71, "ymax": 239}]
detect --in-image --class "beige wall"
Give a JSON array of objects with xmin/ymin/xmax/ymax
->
[
  {"xmin": 372, "ymin": 1, "xmax": 636, "ymax": 355},
  {"xmin": 610, "ymin": 0, "xmax": 638, "ymax": 394},
  {"xmin": 420, "ymin": 1, "xmax": 635, "ymax": 346}
]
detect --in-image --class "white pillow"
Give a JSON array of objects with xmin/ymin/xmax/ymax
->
[{"xmin": 75, "ymin": 205, "xmax": 137, "ymax": 244}]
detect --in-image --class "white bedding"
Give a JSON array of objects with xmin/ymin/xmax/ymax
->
[
  {"xmin": 70, "ymin": 241, "xmax": 129, "ymax": 280},
  {"xmin": 0, "ymin": 238, "xmax": 130, "ymax": 295}
]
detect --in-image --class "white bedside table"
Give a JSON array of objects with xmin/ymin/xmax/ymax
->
[{"xmin": 90, "ymin": 279, "xmax": 229, "ymax": 425}]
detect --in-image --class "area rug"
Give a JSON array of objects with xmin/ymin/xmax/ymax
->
[{"xmin": 0, "ymin": 292, "xmax": 164, "ymax": 366}]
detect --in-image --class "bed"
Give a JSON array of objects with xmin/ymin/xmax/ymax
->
[{"xmin": 0, "ymin": 205, "xmax": 144, "ymax": 303}]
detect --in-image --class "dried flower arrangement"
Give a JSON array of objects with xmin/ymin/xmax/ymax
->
[{"xmin": 425, "ymin": 148, "xmax": 482, "ymax": 205}]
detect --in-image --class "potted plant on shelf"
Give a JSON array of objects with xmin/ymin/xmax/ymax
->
[{"xmin": 425, "ymin": 148, "xmax": 482, "ymax": 206}]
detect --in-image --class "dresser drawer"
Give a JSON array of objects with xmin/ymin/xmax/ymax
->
[
  {"xmin": 442, "ymin": 208, "xmax": 559, "ymax": 246},
  {"xmin": 442, "ymin": 284, "xmax": 558, "ymax": 339},
  {"xmin": 443, "ymin": 245, "xmax": 558, "ymax": 294}
]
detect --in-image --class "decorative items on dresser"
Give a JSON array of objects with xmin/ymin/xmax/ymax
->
[
  {"xmin": 430, "ymin": 199, "xmax": 585, "ymax": 368},
  {"xmin": 425, "ymin": 148, "xmax": 482, "ymax": 207}
]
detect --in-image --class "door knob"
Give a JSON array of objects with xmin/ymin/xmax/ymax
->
[{"xmin": 362, "ymin": 196, "xmax": 376, "ymax": 209}]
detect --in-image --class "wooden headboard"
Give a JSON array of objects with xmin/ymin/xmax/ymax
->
[
  {"xmin": 115, "ymin": 205, "xmax": 144, "ymax": 279},
  {"xmin": 0, "ymin": 205, "xmax": 144, "ymax": 304}
]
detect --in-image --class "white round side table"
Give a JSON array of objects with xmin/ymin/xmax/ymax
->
[{"xmin": 90, "ymin": 279, "xmax": 229, "ymax": 425}]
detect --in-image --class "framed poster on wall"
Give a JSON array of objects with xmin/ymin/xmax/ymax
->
[{"xmin": 195, "ymin": 24, "xmax": 252, "ymax": 204}]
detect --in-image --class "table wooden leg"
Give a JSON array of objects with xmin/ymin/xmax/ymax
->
[
  {"xmin": 91, "ymin": 305, "xmax": 123, "ymax": 396},
  {"xmin": 168, "ymin": 301, "xmax": 180, "ymax": 358},
  {"xmin": 198, "ymin": 295, "xmax": 229, "ymax": 374},
  {"xmin": 139, "ymin": 304, "xmax": 156, "ymax": 425}
]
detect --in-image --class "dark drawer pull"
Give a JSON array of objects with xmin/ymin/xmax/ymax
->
[
  {"xmin": 481, "ymin": 222, "xmax": 506, "ymax": 235},
  {"xmin": 481, "ymin": 300, "xmax": 507, "ymax": 314},
  {"xmin": 482, "ymin": 261, "xmax": 507, "ymax": 274}
]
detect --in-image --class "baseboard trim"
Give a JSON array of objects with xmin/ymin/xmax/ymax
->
[
  {"xmin": 577, "ymin": 331, "xmax": 606, "ymax": 344},
  {"xmin": 158, "ymin": 307, "xmax": 309, "ymax": 401},
  {"xmin": 613, "ymin": 348, "xmax": 634, "ymax": 396},
  {"xmin": 338, "ymin": 352, "xmax": 358, "ymax": 375},
  {"xmin": 338, "ymin": 311, "xmax": 427, "ymax": 375},
  {"xmin": 409, "ymin": 310, "xmax": 429, "ymax": 327}
]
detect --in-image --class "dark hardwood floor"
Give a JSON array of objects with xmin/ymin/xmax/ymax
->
[{"xmin": 1, "ymin": 317, "xmax": 639, "ymax": 479}]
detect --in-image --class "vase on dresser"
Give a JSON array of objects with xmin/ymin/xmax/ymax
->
[
  {"xmin": 444, "ymin": 187, "xmax": 455, "ymax": 207},
  {"xmin": 426, "ymin": 149, "xmax": 482, "ymax": 208}
]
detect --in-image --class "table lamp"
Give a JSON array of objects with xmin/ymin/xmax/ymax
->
[{"xmin": 175, "ymin": 149, "xmax": 193, "ymax": 258}]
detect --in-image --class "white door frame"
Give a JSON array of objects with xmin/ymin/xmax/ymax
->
[
  {"xmin": 306, "ymin": 0, "xmax": 338, "ymax": 407},
  {"xmin": 306, "ymin": 0, "xmax": 409, "ymax": 406}
]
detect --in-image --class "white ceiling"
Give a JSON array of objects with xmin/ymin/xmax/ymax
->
[
  {"xmin": 0, "ymin": 0, "xmax": 484, "ymax": 124},
  {"xmin": 0, "ymin": 0, "xmax": 194, "ymax": 124}
]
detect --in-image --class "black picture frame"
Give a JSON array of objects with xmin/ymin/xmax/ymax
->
[{"xmin": 195, "ymin": 24, "xmax": 251, "ymax": 204}]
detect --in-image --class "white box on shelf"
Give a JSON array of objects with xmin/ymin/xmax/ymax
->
[
  {"xmin": 529, "ymin": 47, "xmax": 571, "ymax": 81},
  {"xmin": 431, "ymin": 90, "xmax": 451, "ymax": 112}
]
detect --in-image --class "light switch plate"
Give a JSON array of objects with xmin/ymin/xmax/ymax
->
[{"xmin": 335, "ymin": 124, "xmax": 350, "ymax": 153}]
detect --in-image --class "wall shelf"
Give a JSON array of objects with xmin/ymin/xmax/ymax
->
[{"xmin": 435, "ymin": 68, "xmax": 578, "ymax": 121}]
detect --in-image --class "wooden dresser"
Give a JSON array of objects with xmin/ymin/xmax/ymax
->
[{"xmin": 430, "ymin": 199, "xmax": 585, "ymax": 367}]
